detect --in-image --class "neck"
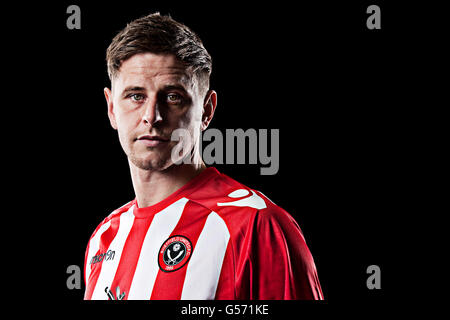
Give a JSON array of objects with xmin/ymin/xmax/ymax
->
[{"xmin": 129, "ymin": 161, "xmax": 207, "ymax": 208}]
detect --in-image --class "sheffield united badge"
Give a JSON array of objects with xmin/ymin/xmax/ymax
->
[{"xmin": 158, "ymin": 235, "xmax": 193, "ymax": 272}]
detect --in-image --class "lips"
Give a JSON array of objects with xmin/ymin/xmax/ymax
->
[
  {"xmin": 137, "ymin": 134, "xmax": 170, "ymax": 142},
  {"xmin": 136, "ymin": 134, "xmax": 170, "ymax": 147}
]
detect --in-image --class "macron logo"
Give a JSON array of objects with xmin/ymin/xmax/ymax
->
[{"xmin": 217, "ymin": 189, "xmax": 267, "ymax": 210}]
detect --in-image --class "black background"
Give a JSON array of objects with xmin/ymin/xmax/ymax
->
[{"xmin": 6, "ymin": 0, "xmax": 443, "ymax": 316}]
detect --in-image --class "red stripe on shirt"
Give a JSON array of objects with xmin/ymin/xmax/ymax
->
[{"xmin": 108, "ymin": 215, "xmax": 155, "ymax": 300}]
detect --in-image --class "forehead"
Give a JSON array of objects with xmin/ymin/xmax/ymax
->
[{"xmin": 114, "ymin": 52, "xmax": 195, "ymax": 90}]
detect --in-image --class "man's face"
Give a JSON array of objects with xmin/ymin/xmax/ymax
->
[{"xmin": 105, "ymin": 52, "xmax": 212, "ymax": 171}]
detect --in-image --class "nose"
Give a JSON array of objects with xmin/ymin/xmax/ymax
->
[{"xmin": 142, "ymin": 97, "xmax": 163, "ymax": 127}]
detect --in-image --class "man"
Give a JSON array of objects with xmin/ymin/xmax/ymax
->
[{"xmin": 84, "ymin": 12, "xmax": 323, "ymax": 300}]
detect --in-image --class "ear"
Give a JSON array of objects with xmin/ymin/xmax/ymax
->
[
  {"xmin": 104, "ymin": 87, "xmax": 117, "ymax": 130},
  {"xmin": 201, "ymin": 90, "xmax": 217, "ymax": 131}
]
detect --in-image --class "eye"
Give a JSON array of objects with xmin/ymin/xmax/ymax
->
[
  {"xmin": 129, "ymin": 93, "xmax": 145, "ymax": 102},
  {"xmin": 167, "ymin": 93, "xmax": 183, "ymax": 104}
]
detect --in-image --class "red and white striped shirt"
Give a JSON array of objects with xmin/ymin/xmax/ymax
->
[{"xmin": 84, "ymin": 167, "xmax": 323, "ymax": 300}]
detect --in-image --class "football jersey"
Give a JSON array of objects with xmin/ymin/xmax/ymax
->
[{"xmin": 84, "ymin": 167, "xmax": 323, "ymax": 300}]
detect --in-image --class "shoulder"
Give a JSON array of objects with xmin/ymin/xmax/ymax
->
[
  {"xmin": 187, "ymin": 168, "xmax": 269, "ymax": 214},
  {"xmin": 188, "ymin": 169, "xmax": 302, "ymax": 236},
  {"xmin": 255, "ymin": 196, "xmax": 307, "ymax": 244}
]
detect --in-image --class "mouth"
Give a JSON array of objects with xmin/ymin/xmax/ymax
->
[{"xmin": 136, "ymin": 134, "xmax": 170, "ymax": 147}]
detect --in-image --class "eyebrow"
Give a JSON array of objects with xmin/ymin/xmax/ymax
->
[
  {"xmin": 121, "ymin": 84, "xmax": 190, "ymax": 97},
  {"xmin": 162, "ymin": 84, "xmax": 189, "ymax": 93},
  {"xmin": 121, "ymin": 86, "xmax": 146, "ymax": 95}
]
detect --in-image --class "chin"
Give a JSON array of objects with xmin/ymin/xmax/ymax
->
[{"xmin": 129, "ymin": 153, "xmax": 173, "ymax": 171}]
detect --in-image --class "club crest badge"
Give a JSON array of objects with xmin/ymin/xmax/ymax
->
[{"xmin": 158, "ymin": 235, "xmax": 192, "ymax": 272}]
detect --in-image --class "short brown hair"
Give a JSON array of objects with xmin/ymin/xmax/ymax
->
[{"xmin": 106, "ymin": 13, "xmax": 212, "ymax": 94}]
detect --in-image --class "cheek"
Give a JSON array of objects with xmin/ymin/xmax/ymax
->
[
  {"xmin": 115, "ymin": 113, "xmax": 140, "ymax": 146},
  {"xmin": 171, "ymin": 115, "xmax": 200, "ymax": 142},
  {"xmin": 175, "ymin": 110, "xmax": 203, "ymax": 144},
  {"xmin": 174, "ymin": 104, "xmax": 203, "ymax": 128},
  {"xmin": 116, "ymin": 124, "xmax": 132, "ymax": 150},
  {"xmin": 115, "ymin": 105, "xmax": 140, "ymax": 130}
]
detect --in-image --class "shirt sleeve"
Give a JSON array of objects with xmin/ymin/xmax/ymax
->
[{"xmin": 245, "ymin": 204, "xmax": 324, "ymax": 300}]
